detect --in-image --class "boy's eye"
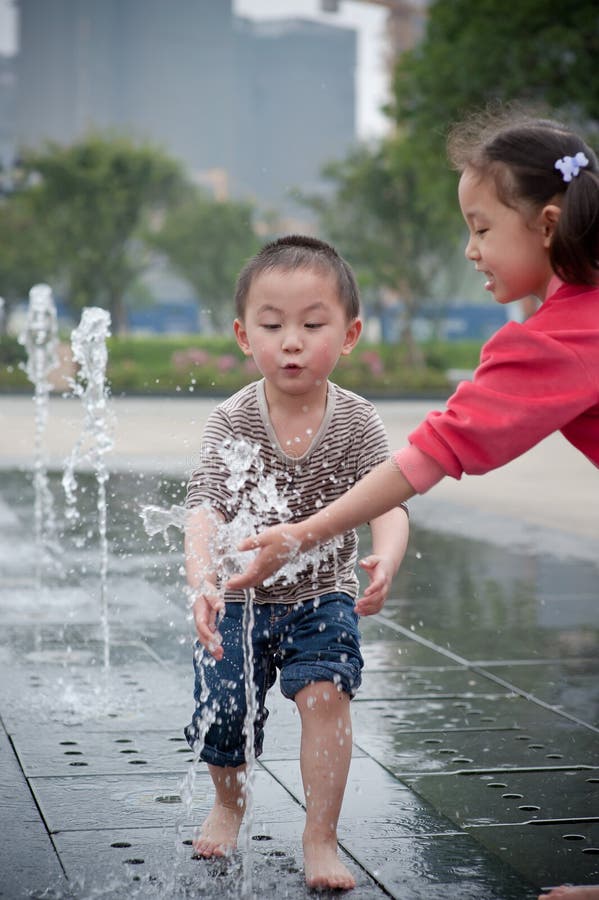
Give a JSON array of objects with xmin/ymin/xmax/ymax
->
[
  {"xmin": 305, "ymin": 323, "xmax": 324, "ymax": 329},
  {"xmin": 475, "ymin": 228, "xmax": 488, "ymax": 237},
  {"xmin": 261, "ymin": 323, "xmax": 280, "ymax": 330}
]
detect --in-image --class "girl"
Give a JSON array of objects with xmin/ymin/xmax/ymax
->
[
  {"xmin": 229, "ymin": 108, "xmax": 599, "ymax": 603},
  {"xmin": 229, "ymin": 107, "xmax": 599, "ymax": 900}
]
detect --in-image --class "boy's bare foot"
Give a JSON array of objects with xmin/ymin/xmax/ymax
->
[
  {"xmin": 303, "ymin": 836, "xmax": 356, "ymax": 891},
  {"xmin": 539, "ymin": 888, "xmax": 599, "ymax": 899},
  {"xmin": 192, "ymin": 801, "xmax": 244, "ymax": 858}
]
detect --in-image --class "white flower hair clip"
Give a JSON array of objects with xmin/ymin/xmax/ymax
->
[{"xmin": 555, "ymin": 151, "xmax": 589, "ymax": 183}]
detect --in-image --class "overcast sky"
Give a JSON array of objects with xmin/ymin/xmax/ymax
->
[{"xmin": 0, "ymin": 0, "xmax": 390, "ymax": 138}]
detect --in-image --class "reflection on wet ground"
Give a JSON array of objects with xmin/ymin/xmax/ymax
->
[{"xmin": 1, "ymin": 469, "xmax": 598, "ymax": 899}]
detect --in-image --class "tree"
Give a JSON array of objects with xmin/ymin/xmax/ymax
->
[
  {"xmin": 147, "ymin": 188, "xmax": 261, "ymax": 330},
  {"xmin": 0, "ymin": 188, "xmax": 55, "ymax": 333},
  {"xmin": 23, "ymin": 135, "xmax": 186, "ymax": 333},
  {"xmin": 300, "ymin": 141, "xmax": 460, "ymax": 360},
  {"xmin": 390, "ymin": 0, "xmax": 599, "ymax": 218}
]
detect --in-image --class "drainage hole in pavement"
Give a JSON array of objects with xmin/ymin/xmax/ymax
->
[
  {"xmin": 487, "ymin": 783, "xmax": 508, "ymax": 789},
  {"xmin": 582, "ymin": 848, "xmax": 599, "ymax": 854},
  {"xmin": 169, "ymin": 737, "xmax": 186, "ymax": 742},
  {"xmin": 422, "ymin": 738, "xmax": 442, "ymax": 745},
  {"xmin": 120, "ymin": 749, "xmax": 138, "ymax": 754},
  {"xmin": 452, "ymin": 757, "xmax": 473, "ymax": 764},
  {"xmin": 155, "ymin": 795, "xmax": 182, "ymax": 804},
  {"xmin": 128, "ymin": 760, "xmax": 148, "ymax": 765},
  {"xmin": 502, "ymin": 793, "xmax": 523, "ymax": 800},
  {"xmin": 64, "ymin": 751, "xmax": 83, "ymax": 756},
  {"xmin": 586, "ymin": 778, "xmax": 599, "ymax": 784},
  {"xmin": 111, "ymin": 842, "xmax": 132, "ymax": 849},
  {"xmin": 252, "ymin": 835, "xmax": 273, "ymax": 841},
  {"xmin": 563, "ymin": 834, "xmax": 586, "ymax": 841},
  {"xmin": 480, "ymin": 716, "xmax": 496, "ymax": 722},
  {"xmin": 124, "ymin": 859, "xmax": 144, "ymax": 865},
  {"xmin": 545, "ymin": 753, "xmax": 564, "ymax": 759},
  {"xmin": 181, "ymin": 839, "xmax": 193, "ymax": 846},
  {"xmin": 515, "ymin": 735, "xmax": 532, "ymax": 741},
  {"xmin": 176, "ymin": 748, "xmax": 189, "ymax": 753},
  {"xmin": 114, "ymin": 738, "xmax": 133, "ymax": 744},
  {"xmin": 528, "ymin": 744, "xmax": 545, "ymax": 750},
  {"xmin": 438, "ymin": 748, "xmax": 457, "ymax": 755},
  {"xmin": 59, "ymin": 741, "xmax": 78, "ymax": 746},
  {"xmin": 69, "ymin": 762, "xmax": 88, "ymax": 767},
  {"xmin": 519, "ymin": 805, "xmax": 540, "ymax": 811}
]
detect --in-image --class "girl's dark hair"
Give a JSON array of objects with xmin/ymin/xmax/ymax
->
[
  {"xmin": 448, "ymin": 106, "xmax": 599, "ymax": 286},
  {"xmin": 234, "ymin": 234, "xmax": 360, "ymax": 320}
]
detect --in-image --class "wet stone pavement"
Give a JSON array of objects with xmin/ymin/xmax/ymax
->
[{"xmin": 1, "ymin": 469, "xmax": 598, "ymax": 899}]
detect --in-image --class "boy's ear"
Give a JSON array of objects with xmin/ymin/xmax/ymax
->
[
  {"xmin": 540, "ymin": 203, "xmax": 561, "ymax": 247},
  {"xmin": 341, "ymin": 317, "xmax": 362, "ymax": 356},
  {"xmin": 233, "ymin": 318, "xmax": 252, "ymax": 356}
]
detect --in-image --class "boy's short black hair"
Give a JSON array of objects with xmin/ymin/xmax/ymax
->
[{"xmin": 234, "ymin": 235, "xmax": 361, "ymax": 321}]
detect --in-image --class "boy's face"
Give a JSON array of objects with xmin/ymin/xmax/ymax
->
[{"xmin": 234, "ymin": 267, "xmax": 361, "ymax": 401}]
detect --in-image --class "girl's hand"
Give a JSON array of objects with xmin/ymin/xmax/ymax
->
[
  {"xmin": 226, "ymin": 524, "xmax": 302, "ymax": 589},
  {"xmin": 355, "ymin": 555, "xmax": 394, "ymax": 616},
  {"xmin": 192, "ymin": 586, "xmax": 225, "ymax": 660}
]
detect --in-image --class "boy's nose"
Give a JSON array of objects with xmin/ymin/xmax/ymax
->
[{"xmin": 281, "ymin": 329, "xmax": 302, "ymax": 351}]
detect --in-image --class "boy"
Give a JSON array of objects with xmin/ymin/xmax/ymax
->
[{"xmin": 184, "ymin": 235, "xmax": 409, "ymax": 891}]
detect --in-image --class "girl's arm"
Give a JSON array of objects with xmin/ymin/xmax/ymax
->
[{"xmin": 228, "ymin": 458, "xmax": 416, "ymax": 589}]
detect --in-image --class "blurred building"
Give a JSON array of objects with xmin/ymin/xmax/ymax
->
[
  {"xmin": 14, "ymin": 0, "xmax": 356, "ymax": 214},
  {"xmin": 0, "ymin": 54, "xmax": 16, "ymax": 172}
]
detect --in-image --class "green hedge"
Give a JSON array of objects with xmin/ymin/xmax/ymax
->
[{"xmin": 1, "ymin": 333, "xmax": 483, "ymax": 397}]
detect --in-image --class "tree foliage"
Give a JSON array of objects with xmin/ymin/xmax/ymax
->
[
  {"xmin": 23, "ymin": 135, "xmax": 186, "ymax": 332},
  {"xmin": 147, "ymin": 189, "xmax": 261, "ymax": 330},
  {"xmin": 391, "ymin": 0, "xmax": 599, "ymax": 214},
  {"xmin": 301, "ymin": 142, "xmax": 460, "ymax": 359},
  {"xmin": 0, "ymin": 188, "xmax": 55, "ymax": 332}
]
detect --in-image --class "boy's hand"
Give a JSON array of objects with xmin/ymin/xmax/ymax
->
[
  {"xmin": 192, "ymin": 586, "xmax": 225, "ymax": 660},
  {"xmin": 355, "ymin": 555, "xmax": 394, "ymax": 616}
]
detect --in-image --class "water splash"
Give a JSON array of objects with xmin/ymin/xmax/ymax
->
[
  {"xmin": 18, "ymin": 284, "xmax": 60, "ymax": 591},
  {"xmin": 240, "ymin": 587, "xmax": 257, "ymax": 899},
  {"xmin": 62, "ymin": 307, "xmax": 113, "ymax": 668}
]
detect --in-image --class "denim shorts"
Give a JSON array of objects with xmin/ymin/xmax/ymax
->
[{"xmin": 184, "ymin": 592, "xmax": 363, "ymax": 768}]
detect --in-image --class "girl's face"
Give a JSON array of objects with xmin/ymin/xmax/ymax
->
[
  {"xmin": 458, "ymin": 167, "xmax": 556, "ymax": 304},
  {"xmin": 234, "ymin": 266, "xmax": 361, "ymax": 405}
]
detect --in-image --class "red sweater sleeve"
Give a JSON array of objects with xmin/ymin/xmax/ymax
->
[{"xmin": 408, "ymin": 321, "xmax": 597, "ymax": 480}]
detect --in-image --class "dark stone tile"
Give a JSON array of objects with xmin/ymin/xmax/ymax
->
[
  {"xmin": 344, "ymin": 833, "xmax": 538, "ymax": 899},
  {"xmin": 357, "ymin": 724, "xmax": 599, "ymax": 776},
  {"xmin": 264, "ymin": 756, "xmax": 458, "ymax": 837},
  {"xmin": 0, "ymin": 723, "xmax": 66, "ymax": 899},
  {"xmin": 359, "ymin": 666, "xmax": 513, "ymax": 700},
  {"xmin": 53, "ymin": 824, "xmax": 388, "ymax": 899},
  {"xmin": 351, "ymin": 693, "xmax": 567, "ymax": 738},
  {"xmin": 404, "ymin": 767, "xmax": 599, "ymax": 827},
  {"xmin": 30, "ymin": 767, "xmax": 305, "ymax": 833},
  {"xmin": 468, "ymin": 820, "xmax": 599, "ymax": 889}
]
